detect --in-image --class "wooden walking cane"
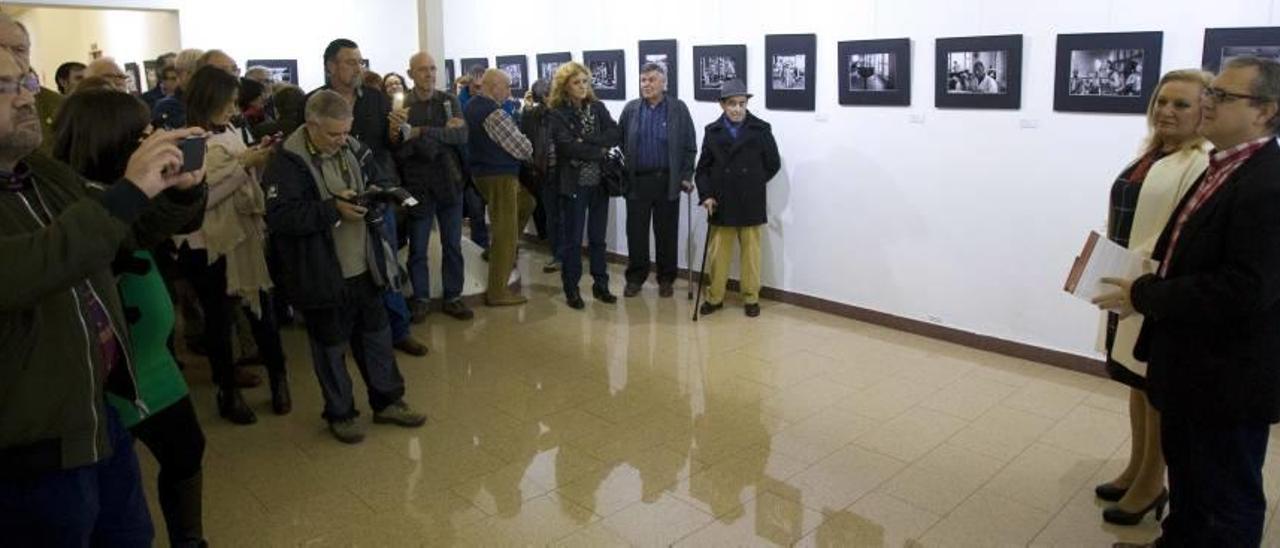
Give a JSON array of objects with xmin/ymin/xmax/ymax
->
[
  {"xmin": 692, "ymin": 214, "xmax": 713, "ymax": 322},
  {"xmin": 686, "ymin": 195, "xmax": 695, "ymax": 300}
]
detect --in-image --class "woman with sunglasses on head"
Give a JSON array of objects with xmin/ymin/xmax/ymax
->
[
  {"xmin": 51, "ymin": 87, "xmax": 210, "ymax": 548},
  {"xmin": 1092, "ymin": 69, "xmax": 1214, "ymax": 527}
]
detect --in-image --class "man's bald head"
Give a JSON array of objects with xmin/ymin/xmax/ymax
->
[
  {"xmin": 85, "ymin": 57, "xmax": 127, "ymax": 92},
  {"xmin": 0, "ymin": 14, "xmax": 31, "ymax": 72},
  {"xmin": 407, "ymin": 52, "xmax": 437, "ymax": 92},
  {"xmin": 479, "ymin": 68, "xmax": 511, "ymax": 101},
  {"xmin": 197, "ymin": 49, "xmax": 237, "ymax": 76}
]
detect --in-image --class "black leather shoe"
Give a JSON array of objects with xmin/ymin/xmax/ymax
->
[
  {"xmin": 270, "ymin": 375, "xmax": 292, "ymax": 415},
  {"xmin": 393, "ymin": 336, "xmax": 429, "ymax": 357},
  {"xmin": 1103, "ymin": 489, "xmax": 1169, "ymax": 526},
  {"xmin": 442, "ymin": 299, "xmax": 475, "ymax": 321},
  {"xmin": 624, "ymin": 283, "xmax": 642, "ymax": 298},
  {"xmin": 745, "ymin": 303, "xmax": 761, "ymax": 317},
  {"xmin": 593, "ymin": 286, "xmax": 617, "ymax": 304},
  {"xmin": 566, "ymin": 291, "xmax": 585, "ymax": 310},
  {"xmin": 658, "ymin": 283, "xmax": 674, "ymax": 298},
  {"xmin": 1095, "ymin": 482, "xmax": 1127, "ymax": 502},
  {"xmin": 699, "ymin": 301, "xmax": 723, "ymax": 316},
  {"xmin": 217, "ymin": 389, "xmax": 257, "ymax": 425}
]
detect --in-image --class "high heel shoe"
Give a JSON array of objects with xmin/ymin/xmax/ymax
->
[
  {"xmin": 1103, "ymin": 489, "xmax": 1169, "ymax": 526},
  {"xmin": 1094, "ymin": 482, "xmax": 1128, "ymax": 502},
  {"xmin": 217, "ymin": 388, "xmax": 257, "ymax": 425},
  {"xmin": 270, "ymin": 375, "xmax": 292, "ymax": 416}
]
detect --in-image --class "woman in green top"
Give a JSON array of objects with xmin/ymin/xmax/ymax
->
[{"xmin": 53, "ymin": 88, "xmax": 208, "ymax": 548}]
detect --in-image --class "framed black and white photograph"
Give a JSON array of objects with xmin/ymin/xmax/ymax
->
[
  {"xmin": 693, "ymin": 44, "xmax": 747, "ymax": 102},
  {"xmin": 461, "ymin": 57, "xmax": 489, "ymax": 78},
  {"xmin": 143, "ymin": 60, "xmax": 158, "ymax": 90},
  {"xmin": 445, "ymin": 59, "xmax": 456, "ymax": 88},
  {"xmin": 935, "ymin": 34, "xmax": 1023, "ymax": 109},
  {"xmin": 537, "ymin": 52, "xmax": 572, "ymax": 81},
  {"xmin": 639, "ymin": 39, "xmax": 678, "ymax": 98},
  {"xmin": 583, "ymin": 49, "xmax": 626, "ymax": 101},
  {"xmin": 496, "ymin": 55, "xmax": 529, "ymax": 95},
  {"xmin": 1055, "ymin": 32, "xmax": 1162, "ymax": 114},
  {"xmin": 246, "ymin": 59, "xmax": 299, "ymax": 87},
  {"xmin": 838, "ymin": 38, "xmax": 911, "ymax": 106},
  {"xmin": 765, "ymin": 34, "xmax": 816, "ymax": 111},
  {"xmin": 1203, "ymin": 27, "xmax": 1280, "ymax": 73},
  {"xmin": 124, "ymin": 62, "xmax": 141, "ymax": 94}
]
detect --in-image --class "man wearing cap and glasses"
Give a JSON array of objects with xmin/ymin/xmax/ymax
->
[
  {"xmin": 694, "ymin": 79, "xmax": 780, "ymax": 318},
  {"xmin": 1096, "ymin": 56, "xmax": 1280, "ymax": 547}
]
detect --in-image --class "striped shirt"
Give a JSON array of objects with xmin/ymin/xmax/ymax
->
[
  {"xmin": 634, "ymin": 97, "xmax": 669, "ymax": 170},
  {"xmin": 1160, "ymin": 136, "xmax": 1273, "ymax": 276}
]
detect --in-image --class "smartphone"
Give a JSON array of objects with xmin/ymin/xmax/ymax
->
[
  {"xmin": 392, "ymin": 91, "xmax": 405, "ymax": 111},
  {"xmin": 179, "ymin": 136, "xmax": 207, "ymax": 173}
]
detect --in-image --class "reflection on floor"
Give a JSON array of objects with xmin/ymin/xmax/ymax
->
[{"xmin": 141, "ymin": 248, "xmax": 1280, "ymax": 546}]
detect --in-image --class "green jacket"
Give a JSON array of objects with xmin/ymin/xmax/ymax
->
[
  {"xmin": 108, "ymin": 251, "xmax": 189, "ymax": 429},
  {"xmin": 0, "ymin": 152, "xmax": 206, "ymax": 475}
]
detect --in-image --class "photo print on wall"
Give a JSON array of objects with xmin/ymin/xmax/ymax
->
[
  {"xmin": 583, "ymin": 49, "xmax": 626, "ymax": 100},
  {"xmin": 461, "ymin": 57, "xmax": 490, "ymax": 79},
  {"xmin": 1203, "ymin": 27, "xmax": 1280, "ymax": 73},
  {"xmin": 838, "ymin": 38, "xmax": 911, "ymax": 106},
  {"xmin": 639, "ymin": 39, "xmax": 679, "ymax": 98},
  {"xmin": 693, "ymin": 44, "xmax": 747, "ymax": 102},
  {"xmin": 445, "ymin": 59, "xmax": 456, "ymax": 89},
  {"xmin": 246, "ymin": 59, "xmax": 300, "ymax": 87},
  {"xmin": 935, "ymin": 34, "xmax": 1023, "ymax": 109},
  {"xmin": 765, "ymin": 34, "xmax": 817, "ymax": 110},
  {"xmin": 537, "ymin": 52, "xmax": 572, "ymax": 81},
  {"xmin": 1055, "ymin": 32, "xmax": 1163, "ymax": 114},
  {"xmin": 124, "ymin": 62, "xmax": 141, "ymax": 94},
  {"xmin": 496, "ymin": 55, "xmax": 529, "ymax": 95}
]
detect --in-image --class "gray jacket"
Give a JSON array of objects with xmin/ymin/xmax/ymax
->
[{"xmin": 618, "ymin": 96, "xmax": 697, "ymax": 201}]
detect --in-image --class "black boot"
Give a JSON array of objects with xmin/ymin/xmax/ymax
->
[
  {"xmin": 217, "ymin": 388, "xmax": 257, "ymax": 425},
  {"xmin": 159, "ymin": 471, "xmax": 207, "ymax": 548},
  {"xmin": 270, "ymin": 373, "xmax": 292, "ymax": 416}
]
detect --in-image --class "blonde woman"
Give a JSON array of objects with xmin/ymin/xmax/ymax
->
[
  {"xmin": 547, "ymin": 62, "xmax": 621, "ymax": 309},
  {"xmin": 1094, "ymin": 69, "xmax": 1213, "ymax": 526}
]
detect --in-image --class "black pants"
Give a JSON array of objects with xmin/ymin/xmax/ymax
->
[
  {"xmin": 625, "ymin": 173, "xmax": 680, "ymax": 286},
  {"xmin": 132, "ymin": 397, "xmax": 205, "ymax": 547},
  {"xmin": 177, "ymin": 246, "xmax": 286, "ymax": 390},
  {"xmin": 1160, "ymin": 411, "xmax": 1270, "ymax": 547}
]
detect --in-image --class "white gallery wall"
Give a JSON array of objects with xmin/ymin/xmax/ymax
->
[
  {"xmin": 1, "ymin": 6, "xmax": 181, "ymax": 88},
  {"xmin": 442, "ymin": 0, "xmax": 1280, "ymax": 358},
  {"xmin": 4, "ymin": 0, "xmax": 422, "ymax": 90}
]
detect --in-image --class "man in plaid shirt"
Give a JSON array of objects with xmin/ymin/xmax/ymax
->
[{"xmin": 464, "ymin": 69, "xmax": 533, "ymax": 306}]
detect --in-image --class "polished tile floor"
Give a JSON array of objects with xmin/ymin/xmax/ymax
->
[{"xmin": 142, "ymin": 249, "xmax": 1280, "ymax": 547}]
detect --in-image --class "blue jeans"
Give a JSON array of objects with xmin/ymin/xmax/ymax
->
[
  {"xmin": 407, "ymin": 197, "xmax": 465, "ymax": 302},
  {"xmin": 1161, "ymin": 412, "xmax": 1270, "ymax": 546},
  {"xmin": 379, "ymin": 210, "xmax": 412, "ymax": 342},
  {"xmin": 559, "ymin": 185, "xmax": 609, "ymax": 294},
  {"xmin": 302, "ymin": 273, "xmax": 406, "ymax": 421},
  {"xmin": 464, "ymin": 184, "xmax": 490, "ymax": 249},
  {"xmin": 542, "ymin": 181, "xmax": 562, "ymax": 262},
  {"xmin": 0, "ymin": 406, "xmax": 154, "ymax": 547}
]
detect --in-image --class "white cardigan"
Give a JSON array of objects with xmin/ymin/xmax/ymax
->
[{"xmin": 1106, "ymin": 142, "xmax": 1211, "ymax": 376}]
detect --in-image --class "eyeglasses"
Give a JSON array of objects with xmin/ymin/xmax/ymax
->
[
  {"xmin": 1203, "ymin": 86, "xmax": 1272, "ymax": 104},
  {"xmin": 0, "ymin": 74, "xmax": 39, "ymax": 95}
]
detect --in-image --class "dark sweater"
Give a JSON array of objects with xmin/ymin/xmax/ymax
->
[{"xmin": 465, "ymin": 95, "xmax": 521, "ymax": 177}]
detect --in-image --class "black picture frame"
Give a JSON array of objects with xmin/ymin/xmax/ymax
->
[
  {"xmin": 935, "ymin": 34, "xmax": 1023, "ymax": 110},
  {"xmin": 693, "ymin": 44, "xmax": 747, "ymax": 102},
  {"xmin": 445, "ymin": 59, "xmax": 456, "ymax": 89},
  {"xmin": 1054, "ymin": 32, "xmax": 1162, "ymax": 114},
  {"xmin": 765, "ymin": 34, "xmax": 817, "ymax": 111},
  {"xmin": 124, "ymin": 62, "xmax": 142, "ymax": 95},
  {"xmin": 536, "ymin": 52, "xmax": 572, "ymax": 81},
  {"xmin": 638, "ymin": 39, "xmax": 679, "ymax": 99},
  {"xmin": 838, "ymin": 38, "xmax": 911, "ymax": 106},
  {"xmin": 1202, "ymin": 27, "xmax": 1280, "ymax": 73},
  {"xmin": 143, "ymin": 60, "xmax": 158, "ymax": 90},
  {"xmin": 583, "ymin": 49, "xmax": 626, "ymax": 101},
  {"xmin": 461, "ymin": 57, "xmax": 490, "ymax": 77},
  {"xmin": 496, "ymin": 55, "xmax": 529, "ymax": 95},
  {"xmin": 246, "ymin": 59, "xmax": 299, "ymax": 87}
]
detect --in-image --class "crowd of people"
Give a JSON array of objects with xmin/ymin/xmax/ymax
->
[{"xmin": 1, "ymin": 10, "xmax": 1279, "ymax": 547}]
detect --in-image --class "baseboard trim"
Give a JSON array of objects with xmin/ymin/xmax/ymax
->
[{"xmin": 523, "ymin": 235, "xmax": 1107, "ymax": 378}]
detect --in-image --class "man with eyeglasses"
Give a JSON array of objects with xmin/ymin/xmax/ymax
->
[
  {"xmin": 1097, "ymin": 56, "xmax": 1280, "ymax": 547},
  {"xmin": 0, "ymin": 41, "xmax": 210, "ymax": 544},
  {"xmin": 0, "ymin": 17, "xmax": 63, "ymax": 154},
  {"xmin": 308, "ymin": 38, "xmax": 429, "ymax": 357}
]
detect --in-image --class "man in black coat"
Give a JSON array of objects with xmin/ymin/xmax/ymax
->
[
  {"xmin": 694, "ymin": 79, "xmax": 780, "ymax": 318},
  {"xmin": 1096, "ymin": 56, "xmax": 1280, "ymax": 546}
]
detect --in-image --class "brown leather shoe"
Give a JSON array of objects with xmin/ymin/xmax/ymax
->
[
  {"xmin": 658, "ymin": 283, "xmax": 674, "ymax": 298},
  {"xmin": 393, "ymin": 336, "xmax": 429, "ymax": 357},
  {"xmin": 485, "ymin": 294, "xmax": 528, "ymax": 307}
]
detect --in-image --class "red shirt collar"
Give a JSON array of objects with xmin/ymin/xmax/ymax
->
[{"xmin": 1210, "ymin": 136, "xmax": 1274, "ymax": 168}]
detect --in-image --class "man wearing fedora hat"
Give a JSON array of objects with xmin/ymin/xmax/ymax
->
[{"xmin": 694, "ymin": 79, "xmax": 780, "ymax": 318}]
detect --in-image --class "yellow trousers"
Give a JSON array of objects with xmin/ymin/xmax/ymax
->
[
  {"xmin": 704, "ymin": 224, "xmax": 763, "ymax": 305},
  {"xmin": 474, "ymin": 174, "xmax": 535, "ymax": 299}
]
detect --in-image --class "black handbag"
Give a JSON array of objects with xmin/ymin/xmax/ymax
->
[{"xmin": 601, "ymin": 147, "xmax": 627, "ymax": 197}]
